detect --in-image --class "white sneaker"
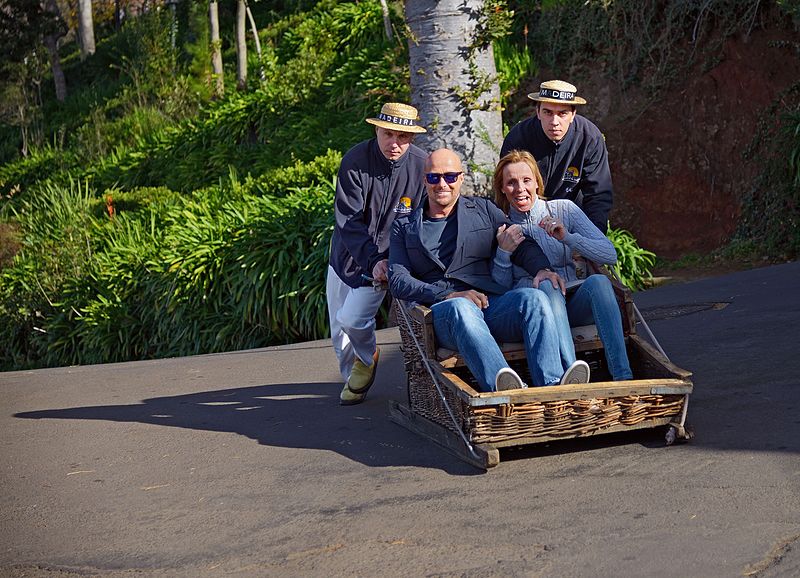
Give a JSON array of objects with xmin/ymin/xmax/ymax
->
[
  {"xmin": 560, "ymin": 360, "xmax": 591, "ymax": 385},
  {"xmin": 495, "ymin": 367, "xmax": 528, "ymax": 391}
]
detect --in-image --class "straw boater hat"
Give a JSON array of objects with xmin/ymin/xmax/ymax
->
[
  {"xmin": 528, "ymin": 80, "xmax": 587, "ymax": 105},
  {"xmin": 366, "ymin": 102, "xmax": 427, "ymax": 134}
]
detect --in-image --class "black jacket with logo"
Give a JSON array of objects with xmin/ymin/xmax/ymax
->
[
  {"xmin": 329, "ymin": 138, "xmax": 427, "ymax": 288},
  {"xmin": 501, "ymin": 115, "xmax": 613, "ymax": 231}
]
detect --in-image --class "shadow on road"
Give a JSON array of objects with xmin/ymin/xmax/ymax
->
[
  {"xmin": 14, "ymin": 381, "xmax": 484, "ymax": 475},
  {"xmin": 13, "ymin": 262, "xmax": 800, "ymax": 472}
]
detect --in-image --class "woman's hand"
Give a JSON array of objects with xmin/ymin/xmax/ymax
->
[
  {"xmin": 496, "ymin": 224, "xmax": 525, "ymax": 252},
  {"xmin": 538, "ymin": 216, "xmax": 567, "ymax": 241}
]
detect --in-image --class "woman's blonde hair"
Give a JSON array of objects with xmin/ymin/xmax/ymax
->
[{"xmin": 492, "ymin": 149, "xmax": 546, "ymax": 213}]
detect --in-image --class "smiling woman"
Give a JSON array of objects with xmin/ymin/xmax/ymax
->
[{"xmin": 492, "ymin": 149, "xmax": 634, "ymax": 382}]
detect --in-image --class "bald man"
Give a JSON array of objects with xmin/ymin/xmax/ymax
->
[{"xmin": 389, "ymin": 149, "xmax": 590, "ymax": 392}]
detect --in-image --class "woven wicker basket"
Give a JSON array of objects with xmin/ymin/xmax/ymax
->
[{"xmin": 390, "ymin": 279, "xmax": 693, "ymax": 468}]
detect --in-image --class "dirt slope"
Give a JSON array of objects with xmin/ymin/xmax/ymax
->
[{"xmin": 521, "ymin": 25, "xmax": 800, "ymax": 259}]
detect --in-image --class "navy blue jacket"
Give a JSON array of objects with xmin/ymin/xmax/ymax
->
[
  {"xmin": 329, "ymin": 139, "xmax": 427, "ymax": 288},
  {"xmin": 501, "ymin": 115, "xmax": 613, "ymax": 231},
  {"xmin": 389, "ymin": 196, "xmax": 551, "ymax": 306}
]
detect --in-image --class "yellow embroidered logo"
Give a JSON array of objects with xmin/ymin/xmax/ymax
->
[
  {"xmin": 564, "ymin": 166, "xmax": 580, "ymax": 183},
  {"xmin": 394, "ymin": 196, "xmax": 413, "ymax": 213}
]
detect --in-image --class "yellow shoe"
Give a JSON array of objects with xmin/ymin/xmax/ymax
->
[
  {"xmin": 339, "ymin": 383, "xmax": 366, "ymax": 406},
  {"xmin": 347, "ymin": 347, "xmax": 380, "ymax": 394}
]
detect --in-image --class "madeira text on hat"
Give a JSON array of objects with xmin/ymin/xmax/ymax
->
[
  {"xmin": 366, "ymin": 102, "xmax": 427, "ymax": 134},
  {"xmin": 527, "ymin": 80, "xmax": 587, "ymax": 105}
]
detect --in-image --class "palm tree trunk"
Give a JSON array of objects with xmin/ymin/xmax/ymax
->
[
  {"xmin": 77, "ymin": 0, "xmax": 96, "ymax": 58},
  {"xmin": 43, "ymin": 34, "xmax": 67, "ymax": 102},
  {"xmin": 235, "ymin": 0, "xmax": 247, "ymax": 91},
  {"xmin": 245, "ymin": 2, "xmax": 264, "ymax": 81},
  {"xmin": 405, "ymin": 0, "xmax": 503, "ymax": 195},
  {"xmin": 379, "ymin": 0, "xmax": 393, "ymax": 41},
  {"xmin": 43, "ymin": 0, "xmax": 67, "ymax": 101},
  {"xmin": 209, "ymin": 0, "xmax": 224, "ymax": 98}
]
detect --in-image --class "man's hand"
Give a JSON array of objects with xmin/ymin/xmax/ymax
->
[
  {"xmin": 372, "ymin": 259, "xmax": 389, "ymax": 283},
  {"xmin": 446, "ymin": 290, "xmax": 489, "ymax": 309},
  {"xmin": 496, "ymin": 224, "xmax": 525, "ymax": 252},
  {"xmin": 532, "ymin": 269, "xmax": 566, "ymax": 296}
]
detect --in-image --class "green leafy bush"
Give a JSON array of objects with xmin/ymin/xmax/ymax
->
[
  {"xmin": 735, "ymin": 101, "xmax": 800, "ymax": 259},
  {"xmin": 607, "ymin": 227, "xmax": 656, "ymax": 291},
  {"xmin": 510, "ymin": 0, "xmax": 764, "ymax": 94},
  {"xmin": 0, "ymin": 146, "xmax": 77, "ymax": 200},
  {"xmin": 494, "ymin": 37, "xmax": 537, "ymax": 108},
  {"xmin": 241, "ymin": 149, "xmax": 341, "ymax": 196},
  {"xmin": 0, "ymin": 177, "xmax": 335, "ymax": 370},
  {"xmin": 0, "ymin": 180, "xmax": 97, "ymax": 368}
]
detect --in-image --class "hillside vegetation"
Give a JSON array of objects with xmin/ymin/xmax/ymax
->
[{"xmin": 1, "ymin": 0, "xmax": 797, "ymax": 370}]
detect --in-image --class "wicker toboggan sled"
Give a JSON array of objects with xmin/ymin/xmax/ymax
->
[{"xmin": 389, "ymin": 274, "xmax": 693, "ymax": 469}]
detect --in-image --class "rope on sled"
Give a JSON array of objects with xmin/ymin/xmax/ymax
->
[{"xmin": 395, "ymin": 301, "xmax": 482, "ymax": 462}]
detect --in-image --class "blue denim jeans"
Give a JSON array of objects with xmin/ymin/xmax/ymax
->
[
  {"xmin": 536, "ymin": 275, "xmax": 633, "ymax": 381},
  {"xmin": 430, "ymin": 288, "xmax": 564, "ymax": 392}
]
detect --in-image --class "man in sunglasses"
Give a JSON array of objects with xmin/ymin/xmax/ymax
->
[
  {"xmin": 389, "ymin": 148, "xmax": 589, "ymax": 392},
  {"xmin": 328, "ymin": 103, "xmax": 428, "ymax": 406},
  {"xmin": 501, "ymin": 80, "xmax": 612, "ymax": 232}
]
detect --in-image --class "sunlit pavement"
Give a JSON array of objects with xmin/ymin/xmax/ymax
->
[{"xmin": 1, "ymin": 261, "xmax": 798, "ymax": 577}]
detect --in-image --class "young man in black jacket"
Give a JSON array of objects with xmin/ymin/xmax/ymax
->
[
  {"xmin": 328, "ymin": 103, "xmax": 428, "ymax": 405},
  {"xmin": 501, "ymin": 80, "xmax": 613, "ymax": 231}
]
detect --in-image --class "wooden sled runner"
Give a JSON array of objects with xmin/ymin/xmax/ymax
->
[{"xmin": 390, "ymin": 275, "xmax": 693, "ymax": 469}]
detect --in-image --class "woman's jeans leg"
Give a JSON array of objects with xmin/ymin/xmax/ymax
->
[
  {"xmin": 535, "ymin": 280, "xmax": 576, "ymax": 370},
  {"xmin": 566, "ymin": 275, "xmax": 634, "ymax": 380}
]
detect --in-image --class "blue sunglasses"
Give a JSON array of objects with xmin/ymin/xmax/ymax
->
[{"xmin": 425, "ymin": 172, "xmax": 462, "ymax": 185}]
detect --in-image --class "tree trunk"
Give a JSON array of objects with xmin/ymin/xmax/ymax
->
[
  {"xmin": 77, "ymin": 0, "xmax": 96, "ymax": 58},
  {"xmin": 209, "ymin": 0, "xmax": 224, "ymax": 98},
  {"xmin": 235, "ymin": 0, "xmax": 247, "ymax": 91},
  {"xmin": 43, "ymin": 0, "xmax": 67, "ymax": 101},
  {"xmin": 379, "ymin": 0, "xmax": 393, "ymax": 41},
  {"xmin": 43, "ymin": 34, "xmax": 67, "ymax": 101},
  {"xmin": 245, "ymin": 3, "xmax": 264, "ymax": 81},
  {"xmin": 405, "ymin": 0, "xmax": 503, "ymax": 195}
]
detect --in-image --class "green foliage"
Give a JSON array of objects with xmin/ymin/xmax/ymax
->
[
  {"xmin": 0, "ymin": 146, "xmax": 76, "ymax": 201},
  {"xmin": 241, "ymin": 149, "xmax": 341, "ymax": 196},
  {"xmin": 494, "ymin": 37, "xmax": 537, "ymax": 108},
  {"xmin": 510, "ymin": 0, "xmax": 765, "ymax": 94},
  {"xmin": 777, "ymin": 0, "xmax": 800, "ymax": 29},
  {"xmin": 736, "ymin": 93, "xmax": 800, "ymax": 259},
  {"xmin": 0, "ymin": 180, "xmax": 97, "ymax": 368},
  {"xmin": 0, "ymin": 2, "xmax": 373, "ymax": 370},
  {"xmin": 80, "ymin": 0, "xmax": 400, "ymax": 194},
  {"xmin": 607, "ymin": 226, "xmax": 656, "ymax": 291},
  {"xmin": 474, "ymin": 1, "xmax": 515, "ymax": 49},
  {"xmin": 0, "ymin": 178, "xmax": 335, "ymax": 370}
]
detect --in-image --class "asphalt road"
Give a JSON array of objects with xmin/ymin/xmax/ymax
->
[{"xmin": 2, "ymin": 261, "xmax": 799, "ymax": 577}]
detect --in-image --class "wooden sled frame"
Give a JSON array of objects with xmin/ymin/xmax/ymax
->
[{"xmin": 390, "ymin": 275, "xmax": 693, "ymax": 469}]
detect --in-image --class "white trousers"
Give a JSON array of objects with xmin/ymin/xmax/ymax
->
[{"xmin": 326, "ymin": 265, "xmax": 386, "ymax": 381}]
